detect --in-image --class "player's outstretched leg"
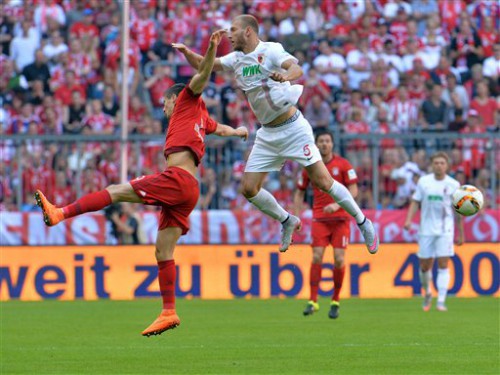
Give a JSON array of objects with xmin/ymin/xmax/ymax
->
[{"xmin": 34, "ymin": 190, "xmax": 64, "ymax": 226}]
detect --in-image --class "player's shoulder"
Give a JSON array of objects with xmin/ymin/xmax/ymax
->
[
  {"xmin": 445, "ymin": 175, "xmax": 460, "ymax": 187},
  {"xmin": 418, "ymin": 173, "xmax": 433, "ymax": 184},
  {"xmin": 260, "ymin": 41, "xmax": 286, "ymax": 52}
]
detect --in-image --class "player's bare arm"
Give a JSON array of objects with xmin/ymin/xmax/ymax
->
[
  {"xmin": 214, "ymin": 123, "xmax": 248, "ymax": 140},
  {"xmin": 404, "ymin": 200, "xmax": 420, "ymax": 230},
  {"xmin": 269, "ymin": 58, "xmax": 303, "ymax": 83},
  {"xmin": 188, "ymin": 30, "xmax": 226, "ymax": 95},
  {"xmin": 172, "ymin": 42, "xmax": 224, "ymax": 72}
]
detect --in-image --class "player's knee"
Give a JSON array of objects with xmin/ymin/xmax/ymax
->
[
  {"xmin": 106, "ymin": 185, "xmax": 120, "ymax": 201},
  {"xmin": 334, "ymin": 258, "xmax": 345, "ymax": 268},
  {"xmin": 312, "ymin": 254, "xmax": 322, "ymax": 264},
  {"xmin": 241, "ymin": 182, "xmax": 259, "ymax": 199}
]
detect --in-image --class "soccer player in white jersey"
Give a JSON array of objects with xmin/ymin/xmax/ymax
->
[
  {"xmin": 404, "ymin": 152, "xmax": 465, "ymax": 311},
  {"xmin": 173, "ymin": 15, "xmax": 379, "ymax": 254}
]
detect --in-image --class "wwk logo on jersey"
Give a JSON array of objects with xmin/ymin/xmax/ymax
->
[{"xmin": 242, "ymin": 64, "xmax": 262, "ymax": 77}]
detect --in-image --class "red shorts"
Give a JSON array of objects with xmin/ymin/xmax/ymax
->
[
  {"xmin": 311, "ymin": 220, "xmax": 350, "ymax": 248},
  {"xmin": 130, "ymin": 167, "xmax": 199, "ymax": 234}
]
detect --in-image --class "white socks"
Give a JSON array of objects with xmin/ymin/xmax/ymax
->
[
  {"xmin": 437, "ymin": 268, "xmax": 450, "ymax": 304},
  {"xmin": 327, "ymin": 181, "xmax": 365, "ymax": 224},
  {"xmin": 419, "ymin": 269, "xmax": 432, "ymax": 295},
  {"xmin": 247, "ymin": 189, "xmax": 289, "ymax": 223}
]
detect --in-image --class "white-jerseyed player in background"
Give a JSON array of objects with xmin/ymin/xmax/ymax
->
[
  {"xmin": 404, "ymin": 152, "xmax": 465, "ymax": 312},
  {"xmin": 174, "ymin": 15, "xmax": 379, "ymax": 254}
]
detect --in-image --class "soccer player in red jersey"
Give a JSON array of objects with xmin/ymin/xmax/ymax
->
[
  {"xmin": 294, "ymin": 130, "xmax": 358, "ymax": 319},
  {"xmin": 34, "ymin": 30, "xmax": 248, "ymax": 337}
]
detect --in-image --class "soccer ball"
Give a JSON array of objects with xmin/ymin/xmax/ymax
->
[{"xmin": 452, "ymin": 185, "xmax": 484, "ymax": 216}]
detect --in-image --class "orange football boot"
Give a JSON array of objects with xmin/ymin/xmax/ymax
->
[
  {"xmin": 34, "ymin": 190, "xmax": 64, "ymax": 226},
  {"xmin": 141, "ymin": 310, "xmax": 180, "ymax": 337}
]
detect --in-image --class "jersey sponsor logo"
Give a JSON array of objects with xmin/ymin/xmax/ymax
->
[
  {"xmin": 428, "ymin": 195, "xmax": 444, "ymax": 201},
  {"xmin": 242, "ymin": 64, "xmax": 262, "ymax": 77},
  {"xmin": 347, "ymin": 169, "xmax": 357, "ymax": 180}
]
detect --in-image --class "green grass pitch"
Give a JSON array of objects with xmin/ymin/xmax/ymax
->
[{"xmin": 1, "ymin": 298, "xmax": 498, "ymax": 374}]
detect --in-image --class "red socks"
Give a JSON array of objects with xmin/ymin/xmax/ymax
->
[
  {"xmin": 158, "ymin": 260, "xmax": 176, "ymax": 310},
  {"xmin": 332, "ymin": 266, "xmax": 346, "ymax": 302},
  {"xmin": 62, "ymin": 190, "xmax": 112, "ymax": 219},
  {"xmin": 309, "ymin": 263, "xmax": 322, "ymax": 302}
]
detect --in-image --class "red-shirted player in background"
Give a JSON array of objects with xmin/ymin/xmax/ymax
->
[
  {"xmin": 294, "ymin": 129, "xmax": 358, "ymax": 319},
  {"xmin": 34, "ymin": 30, "xmax": 248, "ymax": 337}
]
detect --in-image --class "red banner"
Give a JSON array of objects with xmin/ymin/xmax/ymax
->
[{"xmin": 0, "ymin": 210, "xmax": 498, "ymax": 245}]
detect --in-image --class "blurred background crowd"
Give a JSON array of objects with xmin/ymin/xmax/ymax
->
[{"xmin": 0, "ymin": 0, "xmax": 499, "ymax": 215}]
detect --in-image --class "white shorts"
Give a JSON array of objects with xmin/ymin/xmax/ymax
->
[
  {"xmin": 245, "ymin": 111, "xmax": 322, "ymax": 172},
  {"xmin": 417, "ymin": 235, "xmax": 454, "ymax": 259}
]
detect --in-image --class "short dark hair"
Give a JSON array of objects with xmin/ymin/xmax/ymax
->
[
  {"xmin": 430, "ymin": 151, "xmax": 449, "ymax": 163},
  {"xmin": 314, "ymin": 129, "xmax": 334, "ymax": 143},
  {"xmin": 164, "ymin": 83, "xmax": 186, "ymax": 98},
  {"xmin": 235, "ymin": 15, "xmax": 259, "ymax": 34}
]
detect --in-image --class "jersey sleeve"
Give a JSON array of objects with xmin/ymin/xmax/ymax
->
[
  {"xmin": 412, "ymin": 178, "xmax": 424, "ymax": 202},
  {"xmin": 342, "ymin": 159, "xmax": 358, "ymax": 184},
  {"xmin": 205, "ymin": 116, "xmax": 218, "ymax": 135},
  {"xmin": 296, "ymin": 169, "xmax": 310, "ymax": 190},
  {"xmin": 268, "ymin": 42, "xmax": 298, "ymax": 69},
  {"xmin": 219, "ymin": 52, "xmax": 238, "ymax": 72}
]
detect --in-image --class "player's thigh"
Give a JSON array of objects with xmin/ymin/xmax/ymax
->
[
  {"xmin": 280, "ymin": 115, "xmax": 322, "ymax": 168},
  {"xmin": 311, "ymin": 221, "xmax": 330, "ymax": 262},
  {"xmin": 417, "ymin": 236, "xmax": 437, "ymax": 260},
  {"xmin": 435, "ymin": 235, "xmax": 454, "ymax": 258},
  {"xmin": 155, "ymin": 226, "xmax": 183, "ymax": 261},
  {"xmin": 330, "ymin": 220, "xmax": 350, "ymax": 250},
  {"xmin": 244, "ymin": 132, "xmax": 284, "ymax": 174},
  {"xmin": 106, "ymin": 183, "xmax": 142, "ymax": 203}
]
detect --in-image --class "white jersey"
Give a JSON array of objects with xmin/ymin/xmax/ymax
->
[
  {"xmin": 412, "ymin": 174, "xmax": 460, "ymax": 236},
  {"xmin": 220, "ymin": 41, "xmax": 303, "ymax": 124}
]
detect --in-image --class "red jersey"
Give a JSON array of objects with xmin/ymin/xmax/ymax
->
[
  {"xmin": 164, "ymin": 87, "xmax": 218, "ymax": 166},
  {"xmin": 297, "ymin": 154, "xmax": 358, "ymax": 221}
]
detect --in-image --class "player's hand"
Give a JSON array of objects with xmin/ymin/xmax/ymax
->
[
  {"xmin": 323, "ymin": 203, "xmax": 340, "ymax": 214},
  {"xmin": 172, "ymin": 43, "xmax": 188, "ymax": 54},
  {"xmin": 403, "ymin": 221, "xmax": 411, "ymax": 231},
  {"xmin": 456, "ymin": 233, "xmax": 465, "ymax": 246},
  {"xmin": 209, "ymin": 29, "xmax": 227, "ymax": 48},
  {"xmin": 235, "ymin": 126, "xmax": 248, "ymax": 141},
  {"xmin": 269, "ymin": 72, "xmax": 287, "ymax": 82}
]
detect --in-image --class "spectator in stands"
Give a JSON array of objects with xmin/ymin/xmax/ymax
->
[
  {"xmin": 144, "ymin": 65, "xmax": 175, "ymax": 108},
  {"xmin": 82, "ymin": 100, "xmax": 114, "ymax": 134},
  {"xmin": 281, "ymin": 16, "xmax": 311, "ymax": 55},
  {"xmin": 42, "ymin": 30, "xmax": 68, "ymax": 67},
  {"xmin": 470, "ymin": 80, "xmax": 498, "ymax": 130},
  {"xmin": 370, "ymin": 59, "xmax": 393, "ymax": 99},
  {"xmin": 304, "ymin": 94, "xmax": 330, "ymax": 129},
  {"xmin": 389, "ymin": 84, "xmax": 419, "ymax": 133},
  {"xmin": 412, "ymin": 0, "xmax": 439, "ymax": 36},
  {"xmin": 346, "ymin": 38, "xmax": 372, "ymax": 90},
  {"xmin": 28, "ymin": 79, "xmax": 45, "ymax": 106},
  {"xmin": 448, "ymin": 109, "xmax": 467, "ymax": 132},
  {"xmin": 33, "ymin": 0, "xmax": 66, "ymax": 35},
  {"xmin": 304, "ymin": 0, "xmax": 325, "ymax": 36},
  {"xmin": 131, "ymin": 3, "xmax": 157, "ymax": 64},
  {"xmin": 54, "ymin": 70, "xmax": 86, "ymax": 106},
  {"xmin": 101, "ymin": 85, "xmax": 120, "ymax": 125},
  {"xmin": 22, "ymin": 49, "xmax": 51, "ymax": 92},
  {"xmin": 442, "ymin": 73, "xmax": 470, "ymax": 121},
  {"xmin": 366, "ymin": 92, "xmax": 392, "ymax": 130},
  {"xmin": 0, "ymin": 5, "xmax": 14, "ymax": 56},
  {"xmin": 63, "ymin": 90, "xmax": 86, "ymax": 134},
  {"xmin": 10, "ymin": 20, "xmax": 39, "ymax": 72},
  {"xmin": 420, "ymin": 83, "xmax": 448, "ymax": 131},
  {"xmin": 313, "ymin": 40, "xmax": 346, "ymax": 93},
  {"xmin": 482, "ymin": 43, "xmax": 500, "ymax": 80},
  {"xmin": 450, "ymin": 18, "xmax": 483, "ymax": 72},
  {"xmin": 147, "ymin": 29, "xmax": 175, "ymax": 63},
  {"xmin": 107, "ymin": 202, "xmax": 145, "ymax": 245},
  {"xmin": 390, "ymin": 148, "xmax": 422, "ymax": 208}
]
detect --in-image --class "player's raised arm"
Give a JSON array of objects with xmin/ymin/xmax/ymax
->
[
  {"xmin": 172, "ymin": 42, "xmax": 224, "ymax": 72},
  {"xmin": 269, "ymin": 58, "xmax": 304, "ymax": 83},
  {"xmin": 214, "ymin": 123, "xmax": 248, "ymax": 140},
  {"xmin": 188, "ymin": 30, "xmax": 226, "ymax": 95}
]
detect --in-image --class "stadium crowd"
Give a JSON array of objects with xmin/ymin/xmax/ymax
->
[{"xmin": 0, "ymin": 0, "xmax": 498, "ymax": 213}]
